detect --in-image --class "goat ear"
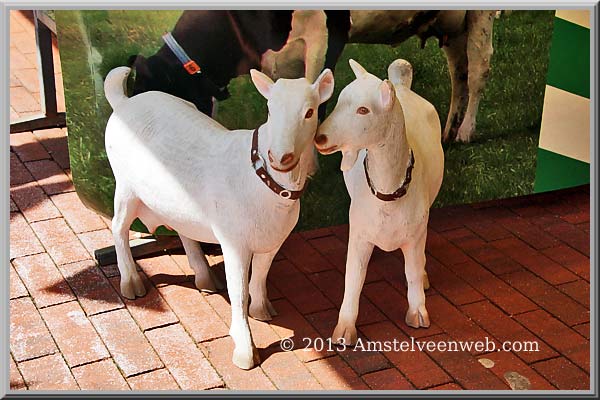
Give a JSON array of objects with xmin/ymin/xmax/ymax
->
[
  {"xmin": 250, "ymin": 69, "xmax": 274, "ymax": 99},
  {"xmin": 349, "ymin": 59, "xmax": 368, "ymax": 79},
  {"xmin": 379, "ymin": 79, "xmax": 395, "ymax": 112},
  {"xmin": 313, "ymin": 68, "xmax": 334, "ymax": 104},
  {"xmin": 340, "ymin": 150, "xmax": 359, "ymax": 172}
]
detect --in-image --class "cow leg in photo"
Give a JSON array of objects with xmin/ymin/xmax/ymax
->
[
  {"xmin": 249, "ymin": 248, "xmax": 280, "ymax": 321},
  {"xmin": 442, "ymin": 31, "xmax": 469, "ymax": 142},
  {"xmin": 180, "ymin": 235, "xmax": 222, "ymax": 293},
  {"xmin": 402, "ymin": 230, "xmax": 430, "ymax": 328},
  {"xmin": 404, "ymin": 269, "xmax": 431, "ymax": 290},
  {"xmin": 112, "ymin": 185, "xmax": 146, "ymax": 300},
  {"xmin": 456, "ymin": 10, "xmax": 495, "ymax": 142},
  {"xmin": 332, "ymin": 233, "xmax": 374, "ymax": 345},
  {"xmin": 221, "ymin": 243, "xmax": 258, "ymax": 369}
]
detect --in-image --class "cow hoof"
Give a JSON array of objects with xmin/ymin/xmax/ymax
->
[
  {"xmin": 121, "ymin": 276, "xmax": 146, "ymax": 300},
  {"xmin": 405, "ymin": 306, "xmax": 430, "ymax": 328},
  {"xmin": 232, "ymin": 346, "xmax": 260, "ymax": 370},
  {"xmin": 331, "ymin": 322, "xmax": 358, "ymax": 346},
  {"xmin": 455, "ymin": 127, "xmax": 473, "ymax": 143},
  {"xmin": 195, "ymin": 275, "xmax": 218, "ymax": 293},
  {"xmin": 249, "ymin": 299, "xmax": 277, "ymax": 321}
]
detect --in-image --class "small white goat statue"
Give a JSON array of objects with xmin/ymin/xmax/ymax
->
[
  {"xmin": 103, "ymin": 66, "xmax": 334, "ymax": 369},
  {"xmin": 314, "ymin": 59, "xmax": 444, "ymax": 344}
]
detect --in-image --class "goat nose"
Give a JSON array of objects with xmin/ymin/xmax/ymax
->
[
  {"xmin": 267, "ymin": 150, "xmax": 274, "ymax": 163},
  {"xmin": 280, "ymin": 152, "xmax": 294, "ymax": 166},
  {"xmin": 315, "ymin": 134, "xmax": 328, "ymax": 146}
]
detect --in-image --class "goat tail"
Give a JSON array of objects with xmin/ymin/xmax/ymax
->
[
  {"xmin": 388, "ymin": 59, "xmax": 413, "ymax": 89},
  {"xmin": 104, "ymin": 66, "xmax": 131, "ymax": 109}
]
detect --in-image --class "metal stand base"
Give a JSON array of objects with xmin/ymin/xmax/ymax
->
[
  {"xmin": 10, "ymin": 113, "xmax": 66, "ymax": 133},
  {"xmin": 94, "ymin": 236, "xmax": 222, "ymax": 266}
]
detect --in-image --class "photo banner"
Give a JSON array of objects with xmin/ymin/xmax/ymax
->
[{"xmin": 534, "ymin": 10, "xmax": 590, "ymax": 192}]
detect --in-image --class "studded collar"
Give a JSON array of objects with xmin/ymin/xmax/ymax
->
[
  {"xmin": 250, "ymin": 128, "xmax": 307, "ymax": 201},
  {"xmin": 364, "ymin": 148, "xmax": 415, "ymax": 201}
]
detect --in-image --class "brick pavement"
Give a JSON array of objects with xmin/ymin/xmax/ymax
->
[{"xmin": 9, "ymin": 9, "xmax": 590, "ymax": 392}]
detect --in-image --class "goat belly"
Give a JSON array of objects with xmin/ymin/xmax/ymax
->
[{"xmin": 106, "ymin": 91, "xmax": 303, "ymax": 254}]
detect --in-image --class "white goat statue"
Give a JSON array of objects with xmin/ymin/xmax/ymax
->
[
  {"xmin": 314, "ymin": 59, "xmax": 444, "ymax": 344},
  {"xmin": 103, "ymin": 66, "xmax": 334, "ymax": 369}
]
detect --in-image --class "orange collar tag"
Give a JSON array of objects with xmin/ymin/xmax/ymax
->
[{"xmin": 183, "ymin": 60, "xmax": 201, "ymax": 75}]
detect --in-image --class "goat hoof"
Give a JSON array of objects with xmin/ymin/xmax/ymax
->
[
  {"xmin": 134, "ymin": 277, "xmax": 147, "ymax": 297},
  {"xmin": 121, "ymin": 277, "xmax": 146, "ymax": 300},
  {"xmin": 232, "ymin": 346, "xmax": 260, "ymax": 370},
  {"xmin": 405, "ymin": 306, "xmax": 430, "ymax": 328},
  {"xmin": 195, "ymin": 275, "xmax": 218, "ymax": 293},
  {"xmin": 249, "ymin": 299, "xmax": 277, "ymax": 321},
  {"xmin": 331, "ymin": 322, "xmax": 358, "ymax": 346}
]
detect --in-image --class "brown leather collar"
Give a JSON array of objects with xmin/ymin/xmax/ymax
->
[
  {"xmin": 251, "ymin": 128, "xmax": 307, "ymax": 200},
  {"xmin": 364, "ymin": 149, "xmax": 415, "ymax": 202}
]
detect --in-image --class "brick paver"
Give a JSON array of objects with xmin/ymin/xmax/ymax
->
[
  {"xmin": 10, "ymin": 264, "xmax": 28, "ymax": 299},
  {"xmin": 109, "ymin": 275, "xmax": 178, "ymax": 331},
  {"xmin": 13, "ymin": 252, "xmax": 75, "ymax": 308},
  {"xmin": 476, "ymin": 351, "xmax": 555, "ymax": 390},
  {"xmin": 145, "ymin": 324, "xmax": 223, "ymax": 390},
  {"xmin": 40, "ymin": 301, "xmax": 110, "ymax": 367},
  {"xmin": 424, "ymin": 334, "xmax": 508, "ymax": 390},
  {"xmin": 77, "ymin": 228, "xmax": 114, "ymax": 257},
  {"xmin": 306, "ymin": 356, "xmax": 369, "ymax": 390},
  {"xmin": 30, "ymin": 217, "xmax": 90, "ymax": 265},
  {"xmin": 360, "ymin": 321, "xmax": 452, "ymax": 389},
  {"xmin": 10, "ymin": 355, "xmax": 26, "ymax": 390},
  {"xmin": 59, "ymin": 260, "xmax": 124, "ymax": 316},
  {"xmin": 50, "ymin": 191, "xmax": 106, "ymax": 233},
  {"xmin": 10, "ymin": 297, "xmax": 57, "ymax": 362},
  {"xmin": 126, "ymin": 368, "xmax": 179, "ymax": 390},
  {"xmin": 11, "ymin": 181, "xmax": 62, "ymax": 223},
  {"xmin": 260, "ymin": 348, "xmax": 324, "ymax": 390},
  {"xmin": 362, "ymin": 368, "xmax": 414, "ymax": 390},
  {"xmin": 8, "ymin": 11, "xmax": 590, "ymax": 391},
  {"xmin": 531, "ymin": 357, "xmax": 590, "ymax": 390},
  {"xmin": 32, "ymin": 128, "xmax": 71, "ymax": 169},
  {"xmin": 18, "ymin": 354, "xmax": 78, "ymax": 390},
  {"xmin": 25, "ymin": 159, "xmax": 74, "ymax": 195},
  {"xmin": 9, "ymin": 211, "xmax": 44, "ymax": 259},
  {"xmin": 204, "ymin": 337, "xmax": 277, "ymax": 390},
  {"xmin": 90, "ymin": 309, "xmax": 163, "ymax": 377},
  {"xmin": 72, "ymin": 359, "xmax": 130, "ymax": 390},
  {"xmin": 157, "ymin": 283, "xmax": 228, "ymax": 342},
  {"xmin": 10, "ymin": 131, "xmax": 50, "ymax": 162},
  {"xmin": 514, "ymin": 310, "xmax": 589, "ymax": 372},
  {"xmin": 459, "ymin": 300, "xmax": 558, "ymax": 364}
]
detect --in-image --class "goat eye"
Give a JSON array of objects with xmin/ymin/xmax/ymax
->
[
  {"xmin": 357, "ymin": 106, "xmax": 370, "ymax": 115},
  {"xmin": 305, "ymin": 108, "xmax": 314, "ymax": 119}
]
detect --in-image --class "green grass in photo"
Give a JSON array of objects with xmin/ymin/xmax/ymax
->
[{"xmin": 56, "ymin": 10, "xmax": 555, "ymax": 231}]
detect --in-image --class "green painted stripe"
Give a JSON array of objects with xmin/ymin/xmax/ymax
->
[
  {"xmin": 534, "ymin": 148, "xmax": 590, "ymax": 193},
  {"xmin": 546, "ymin": 16, "xmax": 590, "ymax": 98}
]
